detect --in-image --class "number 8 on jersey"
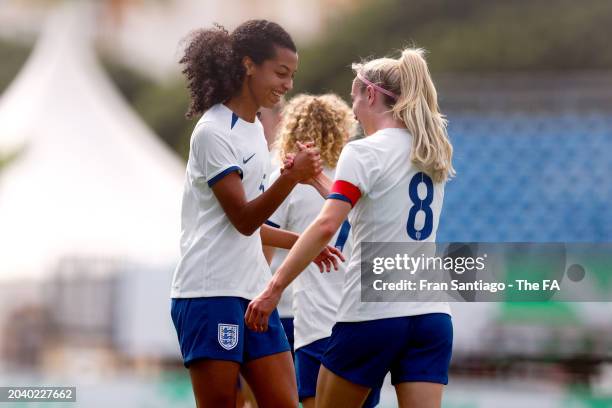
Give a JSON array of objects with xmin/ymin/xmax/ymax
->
[{"xmin": 406, "ymin": 172, "xmax": 434, "ymax": 241}]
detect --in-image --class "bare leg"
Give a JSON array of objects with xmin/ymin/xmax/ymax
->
[
  {"xmin": 236, "ymin": 374, "xmax": 258, "ymax": 408},
  {"xmin": 188, "ymin": 359, "xmax": 241, "ymax": 408},
  {"xmin": 315, "ymin": 365, "xmax": 370, "ymax": 408},
  {"xmin": 301, "ymin": 397, "xmax": 315, "ymax": 408},
  {"xmin": 395, "ymin": 382, "xmax": 444, "ymax": 408},
  {"xmin": 241, "ymin": 351, "xmax": 298, "ymax": 408}
]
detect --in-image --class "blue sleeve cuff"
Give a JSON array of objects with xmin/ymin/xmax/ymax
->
[
  {"xmin": 264, "ymin": 220, "xmax": 281, "ymax": 228},
  {"xmin": 327, "ymin": 193, "xmax": 352, "ymax": 206},
  {"xmin": 207, "ymin": 166, "xmax": 243, "ymax": 187}
]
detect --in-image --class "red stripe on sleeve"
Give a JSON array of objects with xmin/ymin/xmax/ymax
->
[{"xmin": 331, "ymin": 180, "xmax": 362, "ymax": 207}]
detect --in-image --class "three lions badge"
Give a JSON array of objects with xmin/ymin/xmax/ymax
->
[{"xmin": 218, "ymin": 323, "xmax": 239, "ymax": 350}]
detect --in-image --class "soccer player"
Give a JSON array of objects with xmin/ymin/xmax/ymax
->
[
  {"xmin": 258, "ymin": 99, "xmax": 297, "ymax": 356},
  {"xmin": 170, "ymin": 20, "xmax": 343, "ymax": 408},
  {"xmin": 264, "ymin": 94, "xmax": 379, "ymax": 408},
  {"xmin": 246, "ymin": 48, "xmax": 455, "ymax": 408}
]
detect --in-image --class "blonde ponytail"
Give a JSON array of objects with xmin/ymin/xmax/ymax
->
[{"xmin": 352, "ymin": 48, "xmax": 455, "ymax": 183}]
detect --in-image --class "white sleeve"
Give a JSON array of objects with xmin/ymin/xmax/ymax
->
[
  {"xmin": 333, "ymin": 142, "xmax": 379, "ymax": 196},
  {"xmin": 266, "ymin": 168, "xmax": 289, "ymax": 229},
  {"xmin": 192, "ymin": 124, "xmax": 242, "ymax": 187}
]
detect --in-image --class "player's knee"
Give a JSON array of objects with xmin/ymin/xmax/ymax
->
[
  {"xmin": 279, "ymin": 393, "xmax": 299, "ymax": 408},
  {"xmin": 255, "ymin": 392, "xmax": 298, "ymax": 408}
]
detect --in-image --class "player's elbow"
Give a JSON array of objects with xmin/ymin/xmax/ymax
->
[
  {"xmin": 316, "ymin": 216, "xmax": 340, "ymax": 241},
  {"xmin": 235, "ymin": 221, "xmax": 258, "ymax": 236},
  {"xmin": 228, "ymin": 214, "xmax": 258, "ymax": 236}
]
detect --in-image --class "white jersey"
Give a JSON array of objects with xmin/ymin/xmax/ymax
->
[
  {"xmin": 266, "ymin": 159, "xmax": 294, "ymax": 318},
  {"xmin": 268, "ymin": 167, "xmax": 350, "ymax": 350},
  {"xmin": 330, "ymin": 128, "xmax": 451, "ymax": 322},
  {"xmin": 171, "ymin": 104, "xmax": 271, "ymax": 299}
]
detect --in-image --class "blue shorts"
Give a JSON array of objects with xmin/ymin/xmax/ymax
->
[
  {"xmin": 280, "ymin": 317, "xmax": 295, "ymax": 356},
  {"xmin": 171, "ymin": 297, "xmax": 291, "ymax": 367},
  {"xmin": 321, "ymin": 313, "xmax": 453, "ymax": 389},
  {"xmin": 296, "ymin": 337, "xmax": 381, "ymax": 407}
]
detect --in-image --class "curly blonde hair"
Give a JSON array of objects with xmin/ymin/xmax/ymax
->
[{"xmin": 275, "ymin": 94, "xmax": 356, "ymax": 168}]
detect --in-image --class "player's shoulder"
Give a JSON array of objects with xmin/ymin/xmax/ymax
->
[
  {"xmin": 343, "ymin": 133, "xmax": 389, "ymax": 160},
  {"xmin": 200, "ymin": 104, "xmax": 230, "ymax": 127},
  {"xmin": 336, "ymin": 140, "xmax": 377, "ymax": 175},
  {"xmin": 358, "ymin": 129, "xmax": 411, "ymax": 154},
  {"xmin": 343, "ymin": 137, "xmax": 373, "ymax": 156},
  {"xmin": 192, "ymin": 106, "xmax": 234, "ymax": 142}
]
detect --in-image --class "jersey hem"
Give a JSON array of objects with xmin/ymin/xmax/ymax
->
[
  {"xmin": 294, "ymin": 331, "xmax": 333, "ymax": 351},
  {"xmin": 170, "ymin": 289, "xmax": 263, "ymax": 300},
  {"xmin": 264, "ymin": 219, "xmax": 281, "ymax": 228},
  {"xmin": 207, "ymin": 165, "xmax": 244, "ymax": 187},
  {"xmin": 336, "ymin": 306, "xmax": 452, "ymax": 323}
]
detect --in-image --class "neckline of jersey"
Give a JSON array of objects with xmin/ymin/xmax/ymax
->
[
  {"xmin": 219, "ymin": 103, "xmax": 260, "ymax": 128},
  {"xmin": 372, "ymin": 127, "xmax": 410, "ymax": 137}
]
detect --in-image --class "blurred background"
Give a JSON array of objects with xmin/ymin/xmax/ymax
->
[{"xmin": 0, "ymin": 0, "xmax": 611, "ymax": 406}]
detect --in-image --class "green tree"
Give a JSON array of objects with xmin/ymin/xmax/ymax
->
[
  {"xmin": 0, "ymin": 39, "xmax": 31, "ymax": 94},
  {"xmin": 102, "ymin": 58, "xmax": 193, "ymax": 161},
  {"xmin": 294, "ymin": 0, "xmax": 612, "ymax": 99}
]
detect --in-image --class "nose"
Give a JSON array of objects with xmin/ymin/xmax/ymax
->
[{"xmin": 284, "ymin": 78, "xmax": 293, "ymax": 92}]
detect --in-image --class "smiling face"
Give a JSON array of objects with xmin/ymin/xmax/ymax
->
[{"xmin": 246, "ymin": 46, "xmax": 298, "ymax": 109}]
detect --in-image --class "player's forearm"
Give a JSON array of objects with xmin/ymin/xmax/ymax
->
[
  {"xmin": 268, "ymin": 218, "xmax": 336, "ymax": 292},
  {"xmin": 262, "ymin": 245, "xmax": 276, "ymax": 265},
  {"xmin": 309, "ymin": 173, "xmax": 333, "ymax": 199},
  {"xmin": 310, "ymin": 179, "xmax": 331, "ymax": 198},
  {"xmin": 236, "ymin": 173, "xmax": 297, "ymax": 235},
  {"xmin": 260, "ymin": 224, "xmax": 299, "ymax": 249}
]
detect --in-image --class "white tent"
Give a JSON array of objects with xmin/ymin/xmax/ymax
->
[{"xmin": 0, "ymin": 3, "xmax": 185, "ymax": 282}]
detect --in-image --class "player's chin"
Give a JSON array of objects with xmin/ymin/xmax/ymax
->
[{"xmin": 261, "ymin": 93, "xmax": 282, "ymax": 109}]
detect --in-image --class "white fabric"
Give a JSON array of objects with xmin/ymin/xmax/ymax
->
[
  {"xmin": 171, "ymin": 104, "xmax": 271, "ymax": 299},
  {"xmin": 266, "ymin": 162, "xmax": 294, "ymax": 318},
  {"xmin": 0, "ymin": 5, "xmax": 185, "ymax": 281},
  {"xmin": 269, "ymin": 167, "xmax": 350, "ymax": 350},
  {"xmin": 333, "ymin": 128, "xmax": 451, "ymax": 322}
]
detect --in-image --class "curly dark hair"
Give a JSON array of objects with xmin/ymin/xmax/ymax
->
[{"xmin": 180, "ymin": 20, "xmax": 296, "ymax": 119}]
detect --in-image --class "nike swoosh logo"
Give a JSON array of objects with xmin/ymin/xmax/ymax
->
[{"xmin": 243, "ymin": 153, "xmax": 256, "ymax": 164}]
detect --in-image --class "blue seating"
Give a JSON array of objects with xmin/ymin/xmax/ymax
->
[{"xmin": 437, "ymin": 112, "xmax": 612, "ymax": 242}]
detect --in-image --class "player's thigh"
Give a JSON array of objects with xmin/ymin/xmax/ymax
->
[
  {"xmin": 241, "ymin": 351, "xmax": 298, "ymax": 408},
  {"xmin": 188, "ymin": 359, "xmax": 241, "ymax": 408},
  {"xmin": 301, "ymin": 397, "xmax": 315, "ymax": 408},
  {"xmin": 315, "ymin": 365, "xmax": 371, "ymax": 408},
  {"xmin": 395, "ymin": 381, "xmax": 444, "ymax": 408}
]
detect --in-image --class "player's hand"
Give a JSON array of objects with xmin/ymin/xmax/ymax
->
[
  {"xmin": 301, "ymin": 173, "xmax": 319, "ymax": 187},
  {"xmin": 281, "ymin": 142, "xmax": 317, "ymax": 174},
  {"xmin": 280, "ymin": 153, "xmax": 295, "ymax": 174},
  {"xmin": 302, "ymin": 171, "xmax": 332, "ymax": 192},
  {"xmin": 245, "ymin": 285, "xmax": 281, "ymax": 332},
  {"xmin": 313, "ymin": 245, "xmax": 345, "ymax": 273},
  {"xmin": 283, "ymin": 141, "xmax": 322, "ymax": 182},
  {"xmin": 298, "ymin": 141, "xmax": 316, "ymax": 149}
]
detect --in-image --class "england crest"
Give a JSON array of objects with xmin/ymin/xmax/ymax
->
[{"xmin": 218, "ymin": 323, "xmax": 239, "ymax": 350}]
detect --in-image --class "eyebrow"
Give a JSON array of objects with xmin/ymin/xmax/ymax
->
[{"xmin": 279, "ymin": 64, "xmax": 296, "ymax": 72}]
